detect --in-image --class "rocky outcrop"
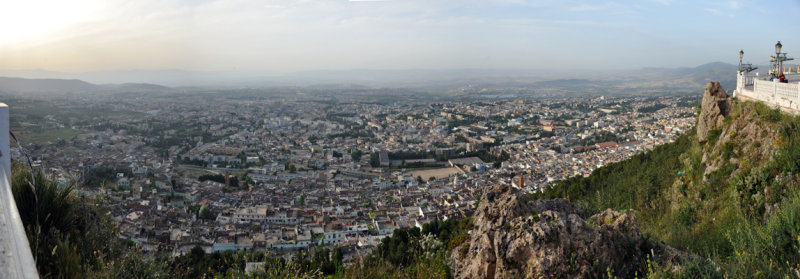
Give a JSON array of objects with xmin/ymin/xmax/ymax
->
[
  {"xmin": 697, "ymin": 81, "xmax": 732, "ymax": 144},
  {"xmin": 701, "ymin": 100, "xmax": 778, "ymax": 176},
  {"xmin": 451, "ymin": 185, "xmax": 649, "ymax": 278}
]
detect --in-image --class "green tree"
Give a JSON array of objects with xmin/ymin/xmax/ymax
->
[
  {"xmin": 200, "ymin": 207, "xmax": 213, "ymax": 220},
  {"xmin": 351, "ymin": 150, "xmax": 364, "ymax": 162},
  {"xmin": 369, "ymin": 152, "xmax": 380, "ymax": 167}
]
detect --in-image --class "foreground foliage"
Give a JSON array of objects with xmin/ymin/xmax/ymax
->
[
  {"xmin": 346, "ymin": 218, "xmax": 471, "ymax": 279},
  {"xmin": 12, "ymin": 163, "xmax": 126, "ymax": 278},
  {"xmin": 535, "ymin": 101, "xmax": 800, "ymax": 278}
]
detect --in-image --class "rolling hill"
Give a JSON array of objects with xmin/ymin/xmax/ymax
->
[{"xmin": 0, "ymin": 77, "xmax": 172, "ymax": 94}]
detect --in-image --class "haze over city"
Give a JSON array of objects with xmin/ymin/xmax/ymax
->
[{"xmin": 2, "ymin": 0, "xmax": 799, "ymax": 77}]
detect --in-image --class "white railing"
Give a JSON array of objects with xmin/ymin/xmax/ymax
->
[
  {"xmin": 752, "ymin": 79, "xmax": 775, "ymax": 102},
  {"xmin": 736, "ymin": 72, "xmax": 755, "ymax": 89},
  {"xmin": 0, "ymin": 104, "xmax": 39, "ymax": 278},
  {"xmin": 738, "ymin": 73, "xmax": 800, "ymax": 113},
  {"xmin": 743, "ymin": 75, "xmax": 755, "ymax": 87},
  {"xmin": 777, "ymin": 83, "xmax": 799, "ymax": 99}
]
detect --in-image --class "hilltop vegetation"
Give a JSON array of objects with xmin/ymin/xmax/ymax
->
[
  {"xmin": 535, "ymin": 131, "xmax": 691, "ymax": 213},
  {"xmin": 536, "ymin": 89, "xmax": 800, "ymax": 277}
]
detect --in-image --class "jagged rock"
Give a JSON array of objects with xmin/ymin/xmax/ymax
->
[
  {"xmin": 451, "ymin": 184, "xmax": 647, "ymax": 278},
  {"xmin": 701, "ymin": 97, "xmax": 779, "ymax": 177},
  {"xmin": 531, "ymin": 199, "xmax": 583, "ymax": 216},
  {"xmin": 697, "ymin": 81, "xmax": 731, "ymax": 144}
]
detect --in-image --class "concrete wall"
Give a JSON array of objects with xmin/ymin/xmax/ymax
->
[{"xmin": 737, "ymin": 72, "xmax": 800, "ymax": 114}]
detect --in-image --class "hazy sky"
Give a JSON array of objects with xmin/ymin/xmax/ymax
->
[{"xmin": 1, "ymin": 0, "xmax": 798, "ymax": 73}]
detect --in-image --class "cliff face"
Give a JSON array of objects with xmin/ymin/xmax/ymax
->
[
  {"xmin": 697, "ymin": 81, "xmax": 732, "ymax": 144},
  {"xmin": 450, "ymin": 185, "xmax": 652, "ymax": 278},
  {"xmin": 675, "ymin": 82, "xmax": 783, "ymax": 220},
  {"xmin": 688, "ymin": 81, "xmax": 779, "ymax": 178}
]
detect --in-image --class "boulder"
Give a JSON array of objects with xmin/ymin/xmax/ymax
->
[{"xmin": 451, "ymin": 185, "xmax": 647, "ymax": 279}]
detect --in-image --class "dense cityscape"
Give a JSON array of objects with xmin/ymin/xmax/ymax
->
[{"xmin": 8, "ymin": 91, "xmax": 697, "ymax": 263}]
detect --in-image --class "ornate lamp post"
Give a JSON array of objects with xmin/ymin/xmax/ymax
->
[
  {"xmin": 739, "ymin": 49, "xmax": 744, "ymax": 67},
  {"xmin": 776, "ymin": 41, "xmax": 783, "ymax": 73},
  {"xmin": 738, "ymin": 50, "xmax": 756, "ymax": 73},
  {"xmin": 737, "ymin": 50, "xmax": 757, "ymax": 94},
  {"xmin": 771, "ymin": 41, "xmax": 793, "ymax": 75}
]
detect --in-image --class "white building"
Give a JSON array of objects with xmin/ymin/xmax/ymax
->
[{"xmin": 234, "ymin": 207, "xmax": 267, "ymax": 223}]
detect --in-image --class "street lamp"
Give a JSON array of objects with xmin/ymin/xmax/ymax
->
[
  {"xmin": 773, "ymin": 41, "xmax": 795, "ymax": 75},
  {"xmin": 739, "ymin": 50, "xmax": 744, "ymax": 66},
  {"xmin": 772, "ymin": 41, "xmax": 790, "ymax": 75},
  {"xmin": 738, "ymin": 49, "xmax": 756, "ymax": 73}
]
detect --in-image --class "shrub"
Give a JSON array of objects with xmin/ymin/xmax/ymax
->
[
  {"xmin": 707, "ymin": 128, "xmax": 722, "ymax": 144},
  {"xmin": 722, "ymin": 142, "xmax": 736, "ymax": 160},
  {"xmin": 676, "ymin": 204, "xmax": 696, "ymax": 226},
  {"xmin": 723, "ymin": 193, "xmax": 800, "ymax": 278},
  {"xmin": 750, "ymin": 101, "xmax": 783, "ymax": 122},
  {"xmin": 11, "ymin": 163, "xmax": 124, "ymax": 277}
]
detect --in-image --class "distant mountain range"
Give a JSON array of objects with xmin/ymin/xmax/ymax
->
[
  {"xmin": 0, "ymin": 77, "xmax": 97, "ymax": 93},
  {"xmin": 638, "ymin": 61, "xmax": 739, "ymax": 91},
  {"xmin": 0, "ymin": 62, "xmax": 741, "ymax": 95},
  {"xmin": 0, "ymin": 77, "xmax": 172, "ymax": 94}
]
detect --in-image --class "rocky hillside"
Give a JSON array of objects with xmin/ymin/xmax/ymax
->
[
  {"xmin": 450, "ymin": 184, "xmax": 688, "ymax": 278},
  {"xmin": 453, "ymin": 81, "xmax": 800, "ymax": 278},
  {"xmin": 674, "ymin": 82, "xmax": 784, "ymax": 219},
  {"xmin": 694, "ymin": 81, "xmax": 777, "ymax": 176}
]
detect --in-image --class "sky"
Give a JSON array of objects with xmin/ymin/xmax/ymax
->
[{"xmin": 0, "ymin": 0, "xmax": 799, "ymax": 73}]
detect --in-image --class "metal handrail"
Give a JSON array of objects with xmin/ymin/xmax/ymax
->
[{"xmin": 0, "ymin": 103, "xmax": 39, "ymax": 278}]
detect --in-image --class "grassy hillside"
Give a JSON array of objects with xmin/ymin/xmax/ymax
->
[
  {"xmin": 534, "ymin": 131, "xmax": 691, "ymax": 215},
  {"xmin": 535, "ymin": 100, "xmax": 800, "ymax": 277}
]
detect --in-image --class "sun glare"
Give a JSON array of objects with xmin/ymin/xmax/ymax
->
[{"xmin": 0, "ymin": 0, "xmax": 99, "ymax": 46}]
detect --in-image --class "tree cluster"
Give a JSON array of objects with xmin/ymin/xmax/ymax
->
[{"xmin": 198, "ymin": 173, "xmax": 239, "ymax": 187}]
